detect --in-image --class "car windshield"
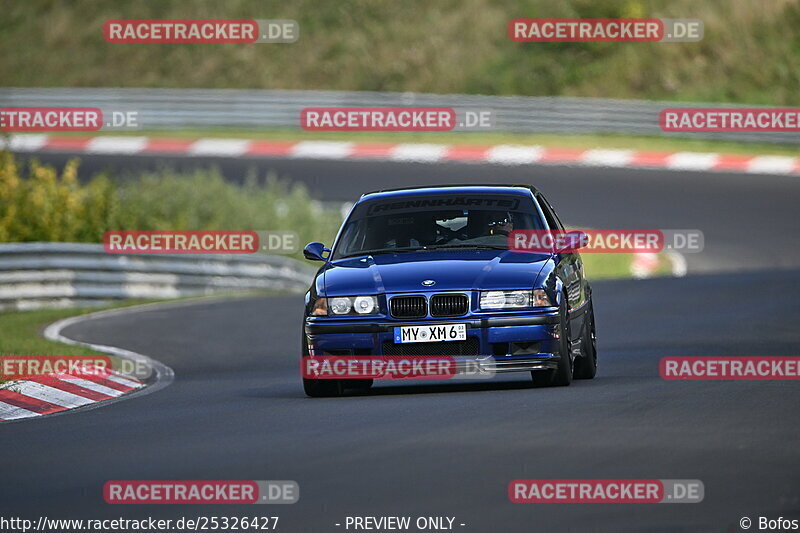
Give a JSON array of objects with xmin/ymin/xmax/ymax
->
[{"xmin": 332, "ymin": 199, "xmax": 546, "ymax": 259}]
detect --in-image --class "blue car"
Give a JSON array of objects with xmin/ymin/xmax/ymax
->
[{"xmin": 301, "ymin": 185, "xmax": 597, "ymax": 396}]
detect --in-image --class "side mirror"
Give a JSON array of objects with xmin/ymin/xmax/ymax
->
[
  {"xmin": 555, "ymin": 230, "xmax": 588, "ymax": 254},
  {"xmin": 303, "ymin": 242, "xmax": 330, "ymax": 261}
]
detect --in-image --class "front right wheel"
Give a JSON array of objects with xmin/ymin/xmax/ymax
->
[
  {"xmin": 302, "ymin": 330, "xmax": 344, "ymax": 397},
  {"xmin": 573, "ymin": 302, "xmax": 597, "ymax": 380},
  {"xmin": 303, "ymin": 376, "xmax": 344, "ymax": 397},
  {"xmin": 532, "ymin": 295, "xmax": 572, "ymax": 387}
]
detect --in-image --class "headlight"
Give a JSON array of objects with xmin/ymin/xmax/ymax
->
[
  {"xmin": 329, "ymin": 297, "xmax": 353, "ymax": 315},
  {"xmin": 479, "ymin": 289, "xmax": 552, "ymax": 310},
  {"xmin": 353, "ymin": 295, "xmax": 377, "ymax": 314},
  {"xmin": 316, "ymin": 295, "xmax": 380, "ymax": 316}
]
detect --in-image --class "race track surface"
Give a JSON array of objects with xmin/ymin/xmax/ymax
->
[{"xmin": 3, "ymin": 154, "xmax": 800, "ymax": 532}]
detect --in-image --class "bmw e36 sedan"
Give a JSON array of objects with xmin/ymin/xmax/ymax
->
[{"xmin": 301, "ymin": 185, "xmax": 597, "ymax": 396}]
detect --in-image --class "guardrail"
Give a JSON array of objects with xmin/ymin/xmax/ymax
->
[
  {"xmin": 0, "ymin": 242, "xmax": 316, "ymax": 311},
  {"xmin": 1, "ymin": 87, "xmax": 797, "ymax": 144}
]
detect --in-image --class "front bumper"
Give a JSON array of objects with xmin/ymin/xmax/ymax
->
[{"xmin": 304, "ymin": 311, "xmax": 561, "ymax": 374}]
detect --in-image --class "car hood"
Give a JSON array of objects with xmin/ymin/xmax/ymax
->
[{"xmin": 321, "ymin": 250, "xmax": 552, "ymax": 295}]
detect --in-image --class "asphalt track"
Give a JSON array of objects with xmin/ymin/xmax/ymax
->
[{"xmin": 3, "ymin": 152, "xmax": 800, "ymax": 532}]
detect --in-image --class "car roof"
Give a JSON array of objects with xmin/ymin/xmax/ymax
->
[{"xmin": 359, "ymin": 184, "xmax": 539, "ymax": 202}]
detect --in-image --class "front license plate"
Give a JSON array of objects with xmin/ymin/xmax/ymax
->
[{"xmin": 394, "ymin": 324, "xmax": 467, "ymax": 343}]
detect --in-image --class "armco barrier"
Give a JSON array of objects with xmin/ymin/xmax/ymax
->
[
  {"xmin": 0, "ymin": 87, "xmax": 797, "ymax": 144},
  {"xmin": 0, "ymin": 242, "xmax": 316, "ymax": 310}
]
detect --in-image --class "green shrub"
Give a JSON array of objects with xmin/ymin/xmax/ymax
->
[{"xmin": 0, "ymin": 153, "xmax": 341, "ymax": 259}]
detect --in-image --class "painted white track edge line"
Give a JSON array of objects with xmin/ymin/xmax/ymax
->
[
  {"xmin": 0, "ymin": 401, "xmax": 41, "ymax": 420},
  {"xmin": 0, "ymin": 304, "xmax": 179, "ymax": 423},
  {"xmin": 28, "ymin": 295, "xmax": 275, "ymax": 423}
]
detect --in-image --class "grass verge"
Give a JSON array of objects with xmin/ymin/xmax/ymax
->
[
  {"xmin": 0, "ymin": 294, "xmax": 277, "ymax": 386},
  {"xmin": 0, "ymin": 302, "xmax": 145, "ymax": 387},
  {"xmin": 583, "ymin": 252, "xmax": 662, "ymax": 280},
  {"xmin": 0, "ymin": 307, "xmax": 111, "ymax": 357},
  {"xmin": 2, "ymin": 0, "xmax": 798, "ymax": 105}
]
